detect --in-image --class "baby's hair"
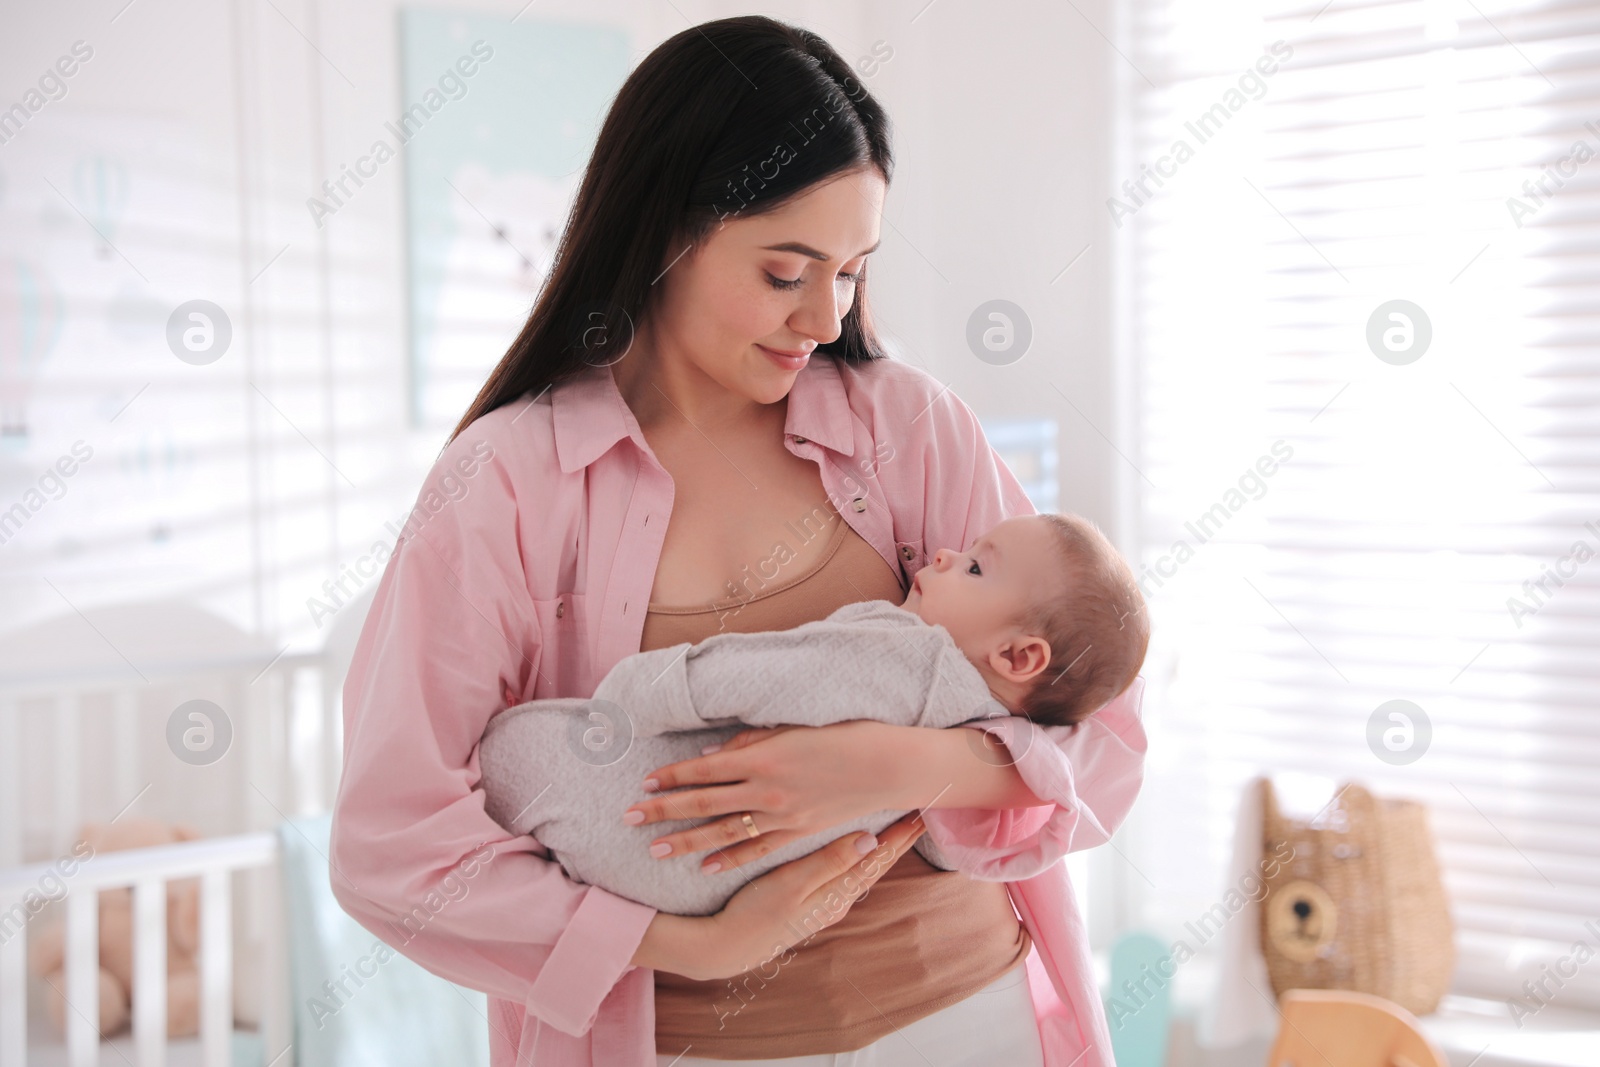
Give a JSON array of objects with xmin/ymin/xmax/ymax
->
[{"xmin": 1012, "ymin": 513, "xmax": 1149, "ymax": 728}]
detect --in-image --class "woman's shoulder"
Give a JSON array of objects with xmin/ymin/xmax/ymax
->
[
  {"xmin": 832, "ymin": 353, "xmax": 943, "ymax": 407},
  {"xmin": 830, "ymin": 355, "xmax": 989, "ymax": 448},
  {"xmin": 435, "ymin": 389, "xmax": 561, "ymax": 487},
  {"xmin": 401, "ymin": 392, "xmax": 562, "ymax": 547},
  {"xmin": 829, "ymin": 354, "xmax": 1035, "ymax": 544},
  {"xmin": 449, "ymin": 387, "xmax": 556, "ymax": 454}
]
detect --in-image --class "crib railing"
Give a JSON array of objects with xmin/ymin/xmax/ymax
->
[
  {"xmin": 0, "ymin": 596, "xmax": 371, "ymax": 1066},
  {"xmin": 0, "ymin": 647, "xmax": 342, "ymax": 870},
  {"xmin": 0, "ymin": 832, "xmax": 291, "ymax": 1067}
]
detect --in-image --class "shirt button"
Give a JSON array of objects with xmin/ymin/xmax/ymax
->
[
  {"xmin": 852, "ymin": 498, "xmax": 866, "ymax": 513},
  {"xmin": 793, "ymin": 435, "xmax": 808, "ymax": 444},
  {"xmin": 556, "ymin": 601, "xmax": 565, "ymax": 618},
  {"xmin": 899, "ymin": 545, "xmax": 915, "ymax": 561}
]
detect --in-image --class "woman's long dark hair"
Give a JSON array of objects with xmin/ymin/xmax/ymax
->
[{"xmin": 447, "ymin": 15, "xmax": 895, "ymax": 445}]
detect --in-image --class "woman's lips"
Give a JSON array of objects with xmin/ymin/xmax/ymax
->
[{"xmin": 757, "ymin": 344, "xmax": 811, "ymax": 370}]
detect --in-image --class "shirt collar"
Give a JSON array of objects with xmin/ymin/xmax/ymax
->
[{"xmin": 551, "ymin": 354, "xmax": 856, "ymax": 473}]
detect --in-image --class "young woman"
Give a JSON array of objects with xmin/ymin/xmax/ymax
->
[{"xmin": 329, "ymin": 16, "xmax": 1146, "ymax": 1067}]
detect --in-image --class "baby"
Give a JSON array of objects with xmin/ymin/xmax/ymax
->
[{"xmin": 474, "ymin": 512, "xmax": 1148, "ymax": 916}]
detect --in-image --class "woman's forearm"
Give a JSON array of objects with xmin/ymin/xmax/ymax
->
[{"xmin": 890, "ymin": 724, "xmax": 1051, "ymax": 812}]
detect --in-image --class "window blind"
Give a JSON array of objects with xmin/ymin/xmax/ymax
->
[{"xmin": 1121, "ymin": 0, "xmax": 1600, "ymax": 1013}]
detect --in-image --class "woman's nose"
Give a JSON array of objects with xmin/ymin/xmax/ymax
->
[{"xmin": 791, "ymin": 280, "xmax": 844, "ymax": 346}]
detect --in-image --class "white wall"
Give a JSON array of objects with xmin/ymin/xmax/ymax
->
[
  {"xmin": 855, "ymin": 1, "xmax": 1122, "ymax": 531},
  {"xmin": 1, "ymin": 0, "xmax": 1121, "ymax": 650}
]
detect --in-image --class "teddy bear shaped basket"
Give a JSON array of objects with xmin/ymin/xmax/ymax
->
[{"xmin": 1255, "ymin": 776, "xmax": 1456, "ymax": 1016}]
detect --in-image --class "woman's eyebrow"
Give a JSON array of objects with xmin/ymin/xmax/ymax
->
[{"xmin": 761, "ymin": 239, "xmax": 882, "ymax": 261}]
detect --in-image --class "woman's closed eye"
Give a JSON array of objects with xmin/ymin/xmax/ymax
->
[{"xmin": 764, "ymin": 269, "xmax": 864, "ymax": 291}]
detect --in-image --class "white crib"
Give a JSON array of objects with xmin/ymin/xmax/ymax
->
[
  {"xmin": 0, "ymin": 833, "xmax": 288, "ymax": 1067},
  {"xmin": 0, "ymin": 592, "xmax": 373, "ymax": 1067}
]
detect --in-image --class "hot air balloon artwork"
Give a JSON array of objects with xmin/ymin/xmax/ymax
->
[
  {"xmin": 0, "ymin": 259, "xmax": 65, "ymax": 442},
  {"xmin": 72, "ymin": 154, "xmax": 130, "ymax": 260}
]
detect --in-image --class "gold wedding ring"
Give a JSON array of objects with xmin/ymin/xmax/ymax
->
[{"xmin": 740, "ymin": 812, "xmax": 760, "ymax": 839}]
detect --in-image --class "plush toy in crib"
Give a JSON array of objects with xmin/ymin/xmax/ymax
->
[{"xmin": 27, "ymin": 817, "xmax": 206, "ymax": 1040}]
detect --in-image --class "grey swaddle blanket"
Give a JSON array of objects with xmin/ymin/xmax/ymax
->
[{"xmin": 474, "ymin": 599, "xmax": 1008, "ymax": 915}]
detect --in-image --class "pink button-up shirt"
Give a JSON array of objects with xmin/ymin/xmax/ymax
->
[{"xmin": 330, "ymin": 352, "xmax": 1148, "ymax": 1067}]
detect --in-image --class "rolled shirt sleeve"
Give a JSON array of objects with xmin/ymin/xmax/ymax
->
[
  {"xmin": 921, "ymin": 678, "xmax": 1148, "ymax": 880},
  {"xmin": 327, "ymin": 431, "xmax": 656, "ymax": 1038}
]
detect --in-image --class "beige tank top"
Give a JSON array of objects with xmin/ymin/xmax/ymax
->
[{"xmin": 645, "ymin": 506, "xmax": 1032, "ymax": 1058}]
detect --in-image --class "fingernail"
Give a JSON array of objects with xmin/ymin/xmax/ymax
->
[
  {"xmin": 855, "ymin": 834, "xmax": 877, "ymax": 854},
  {"xmin": 622, "ymin": 810, "xmax": 645, "ymax": 825},
  {"xmin": 650, "ymin": 841, "xmax": 672, "ymax": 858},
  {"xmin": 702, "ymin": 860, "xmax": 722, "ymax": 874},
  {"xmin": 642, "ymin": 778, "xmax": 660, "ymax": 793},
  {"xmin": 701, "ymin": 743, "xmax": 722, "ymax": 755}
]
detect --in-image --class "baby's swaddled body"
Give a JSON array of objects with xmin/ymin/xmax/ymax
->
[{"xmin": 474, "ymin": 599, "xmax": 1006, "ymax": 915}]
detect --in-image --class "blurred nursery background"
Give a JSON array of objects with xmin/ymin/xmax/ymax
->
[{"xmin": 0, "ymin": 1, "xmax": 1596, "ymax": 1065}]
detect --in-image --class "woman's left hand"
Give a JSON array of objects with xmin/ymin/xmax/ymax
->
[{"xmin": 623, "ymin": 719, "xmax": 914, "ymax": 873}]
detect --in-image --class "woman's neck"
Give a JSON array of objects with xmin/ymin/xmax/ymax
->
[{"xmin": 613, "ymin": 329, "xmax": 780, "ymax": 439}]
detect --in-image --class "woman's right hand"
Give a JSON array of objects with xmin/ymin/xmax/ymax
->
[{"xmin": 630, "ymin": 810, "xmax": 927, "ymax": 982}]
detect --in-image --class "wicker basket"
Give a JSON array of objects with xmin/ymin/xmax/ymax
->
[{"xmin": 1256, "ymin": 776, "xmax": 1455, "ymax": 1015}]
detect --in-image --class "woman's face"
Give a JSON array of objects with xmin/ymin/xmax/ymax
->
[{"xmin": 641, "ymin": 166, "xmax": 887, "ymax": 407}]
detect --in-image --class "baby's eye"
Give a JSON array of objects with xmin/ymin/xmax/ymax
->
[{"xmin": 967, "ymin": 560, "xmax": 981, "ymax": 576}]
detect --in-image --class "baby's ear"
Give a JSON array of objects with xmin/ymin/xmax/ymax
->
[{"xmin": 996, "ymin": 634, "xmax": 1052, "ymax": 682}]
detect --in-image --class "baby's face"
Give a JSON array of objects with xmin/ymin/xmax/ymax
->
[{"xmin": 901, "ymin": 514, "xmax": 1066, "ymax": 660}]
